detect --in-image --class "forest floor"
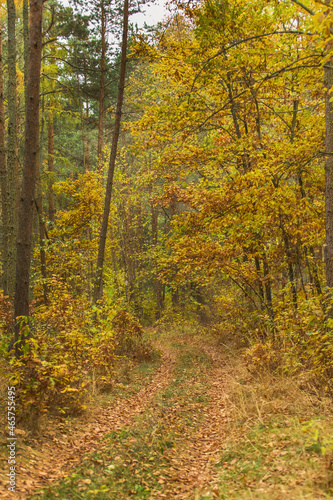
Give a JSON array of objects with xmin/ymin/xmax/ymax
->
[{"xmin": 1, "ymin": 326, "xmax": 333, "ymax": 499}]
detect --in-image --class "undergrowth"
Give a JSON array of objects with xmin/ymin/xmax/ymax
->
[{"xmin": 0, "ymin": 290, "xmax": 155, "ymax": 429}]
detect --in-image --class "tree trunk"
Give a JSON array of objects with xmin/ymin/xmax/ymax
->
[
  {"xmin": 23, "ymin": 0, "xmax": 29, "ymax": 93},
  {"xmin": 6, "ymin": 0, "xmax": 18, "ymax": 297},
  {"xmin": 325, "ymin": 57, "xmax": 333, "ymax": 300},
  {"xmin": 14, "ymin": 0, "xmax": 43, "ymax": 358},
  {"xmin": 254, "ymin": 256, "xmax": 264, "ymax": 307},
  {"xmin": 152, "ymin": 203, "xmax": 163, "ymax": 319},
  {"xmin": 0, "ymin": 23, "xmax": 7, "ymax": 293},
  {"xmin": 97, "ymin": 0, "xmax": 106, "ymax": 172},
  {"xmin": 47, "ymin": 112, "xmax": 55, "ymax": 222},
  {"xmin": 0, "ymin": 24, "xmax": 8, "ymax": 295},
  {"xmin": 92, "ymin": 0, "xmax": 129, "ymax": 305}
]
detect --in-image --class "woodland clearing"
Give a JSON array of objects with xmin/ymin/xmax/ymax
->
[{"xmin": 1, "ymin": 327, "xmax": 332, "ymax": 500}]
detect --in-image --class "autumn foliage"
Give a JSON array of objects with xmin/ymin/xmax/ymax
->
[
  {"xmin": 126, "ymin": 0, "xmax": 332, "ymax": 392},
  {"xmin": 1, "ymin": 0, "xmax": 333, "ymax": 420}
]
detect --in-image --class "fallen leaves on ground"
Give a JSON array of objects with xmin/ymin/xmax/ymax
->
[{"xmin": 0, "ymin": 348, "xmax": 175, "ymax": 499}]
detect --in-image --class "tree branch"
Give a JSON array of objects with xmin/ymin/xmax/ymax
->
[
  {"xmin": 191, "ymin": 30, "xmax": 314, "ymax": 92},
  {"xmin": 291, "ymin": 0, "xmax": 315, "ymax": 15}
]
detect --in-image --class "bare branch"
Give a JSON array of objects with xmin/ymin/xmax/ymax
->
[{"xmin": 291, "ymin": 0, "xmax": 315, "ymax": 15}]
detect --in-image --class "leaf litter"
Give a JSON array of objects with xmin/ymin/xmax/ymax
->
[
  {"xmin": 0, "ymin": 347, "xmax": 176, "ymax": 499},
  {"xmin": 1, "ymin": 331, "xmax": 332, "ymax": 499}
]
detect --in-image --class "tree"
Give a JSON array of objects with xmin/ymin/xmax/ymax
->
[
  {"xmin": 0, "ymin": 19, "xmax": 7, "ymax": 293},
  {"xmin": 14, "ymin": 0, "xmax": 43, "ymax": 358},
  {"xmin": 323, "ymin": 5, "xmax": 333, "ymax": 303},
  {"xmin": 6, "ymin": 0, "xmax": 18, "ymax": 297},
  {"xmin": 128, "ymin": 0, "xmax": 324, "ymax": 325},
  {"xmin": 97, "ymin": 0, "xmax": 106, "ymax": 170},
  {"xmin": 92, "ymin": 0, "xmax": 129, "ymax": 304},
  {"xmin": 289, "ymin": 0, "xmax": 333, "ymax": 315},
  {"xmin": 23, "ymin": 0, "xmax": 29, "ymax": 92}
]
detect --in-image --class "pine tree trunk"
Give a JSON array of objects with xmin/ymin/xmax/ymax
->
[
  {"xmin": 0, "ymin": 23, "xmax": 7, "ymax": 293},
  {"xmin": 14, "ymin": 0, "xmax": 43, "ymax": 358},
  {"xmin": 97, "ymin": 0, "xmax": 106, "ymax": 172},
  {"xmin": 92, "ymin": 0, "xmax": 129, "ymax": 305},
  {"xmin": 6, "ymin": 0, "xmax": 18, "ymax": 297},
  {"xmin": 23, "ymin": 0, "xmax": 29, "ymax": 93}
]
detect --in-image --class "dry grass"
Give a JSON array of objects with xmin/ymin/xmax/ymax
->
[{"xmin": 205, "ymin": 328, "xmax": 333, "ymax": 499}]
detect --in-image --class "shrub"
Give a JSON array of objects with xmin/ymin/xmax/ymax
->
[{"xmin": 4, "ymin": 322, "xmax": 116, "ymax": 423}]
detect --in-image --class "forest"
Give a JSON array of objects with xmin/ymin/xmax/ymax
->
[{"xmin": 1, "ymin": 0, "xmax": 333, "ymax": 498}]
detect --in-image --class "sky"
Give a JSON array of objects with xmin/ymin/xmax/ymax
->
[
  {"xmin": 60, "ymin": 0, "xmax": 168, "ymax": 29},
  {"xmin": 131, "ymin": 0, "xmax": 168, "ymax": 29}
]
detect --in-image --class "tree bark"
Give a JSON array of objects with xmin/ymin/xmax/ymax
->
[
  {"xmin": 325, "ymin": 57, "xmax": 333, "ymax": 298},
  {"xmin": 23, "ymin": 0, "xmax": 29, "ymax": 94},
  {"xmin": 6, "ymin": 0, "xmax": 18, "ymax": 297},
  {"xmin": 47, "ymin": 112, "xmax": 55, "ymax": 221},
  {"xmin": 14, "ymin": 0, "xmax": 43, "ymax": 358},
  {"xmin": 0, "ymin": 23, "xmax": 7, "ymax": 293},
  {"xmin": 97, "ymin": 0, "xmax": 106, "ymax": 172},
  {"xmin": 92, "ymin": 0, "xmax": 129, "ymax": 305}
]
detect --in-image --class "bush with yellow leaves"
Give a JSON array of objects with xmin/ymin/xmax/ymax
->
[
  {"xmin": 242, "ymin": 289, "xmax": 333, "ymax": 395},
  {"xmin": 3, "ymin": 299, "xmax": 117, "ymax": 423}
]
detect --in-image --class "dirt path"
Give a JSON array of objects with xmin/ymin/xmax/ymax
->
[
  {"xmin": 1, "ymin": 333, "xmax": 235, "ymax": 500},
  {"xmin": 152, "ymin": 337, "xmax": 231, "ymax": 499},
  {"xmin": 0, "ymin": 348, "xmax": 176, "ymax": 499}
]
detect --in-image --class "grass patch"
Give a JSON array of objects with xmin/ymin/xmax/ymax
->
[
  {"xmin": 105, "ymin": 356, "xmax": 162, "ymax": 401},
  {"xmin": 213, "ymin": 418, "xmax": 333, "ymax": 499}
]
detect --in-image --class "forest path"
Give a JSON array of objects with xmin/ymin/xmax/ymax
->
[
  {"xmin": 20, "ymin": 330, "xmax": 232, "ymax": 500},
  {"xmin": 145, "ymin": 335, "xmax": 231, "ymax": 499},
  {"xmin": 3, "ymin": 329, "xmax": 330, "ymax": 500},
  {"xmin": 1, "ymin": 340, "xmax": 178, "ymax": 499}
]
